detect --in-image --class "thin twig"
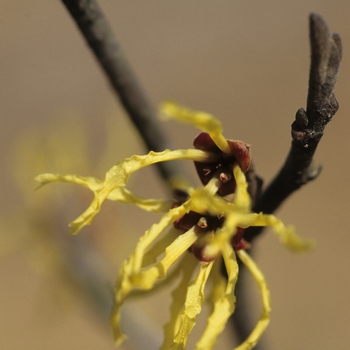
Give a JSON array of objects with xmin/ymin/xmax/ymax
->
[
  {"xmin": 245, "ymin": 13, "xmax": 342, "ymax": 242},
  {"xmin": 231, "ymin": 13, "xmax": 342, "ymax": 348},
  {"xmin": 61, "ymin": 0, "xmax": 184, "ymax": 188}
]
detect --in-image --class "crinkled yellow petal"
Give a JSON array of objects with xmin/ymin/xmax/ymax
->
[
  {"xmin": 130, "ymin": 204, "xmax": 189, "ymax": 274},
  {"xmin": 161, "ymin": 253, "xmax": 197, "ymax": 350},
  {"xmin": 112, "ymin": 251, "xmax": 143, "ymax": 345},
  {"xmin": 36, "ymin": 149, "xmax": 218, "ymax": 234},
  {"xmin": 35, "ymin": 173, "xmax": 171, "ymax": 213},
  {"xmin": 206, "ymin": 256, "xmax": 226, "ymax": 308},
  {"xmin": 160, "ymin": 101, "xmax": 231, "ymax": 155},
  {"xmin": 195, "ymin": 242, "xmax": 238, "ymax": 350},
  {"xmin": 114, "ymin": 206, "xmax": 188, "ymax": 342},
  {"xmin": 130, "ymin": 250, "xmax": 186, "ymax": 299},
  {"xmin": 112, "ymin": 187, "xmax": 172, "ymax": 213},
  {"xmin": 233, "ymin": 165, "xmax": 251, "ymax": 210},
  {"xmin": 141, "ymin": 227, "xmax": 179, "ymax": 267},
  {"xmin": 112, "ymin": 233, "xmax": 195, "ymax": 345},
  {"xmin": 134, "ymin": 227, "xmax": 198, "ymax": 290},
  {"xmin": 243, "ymin": 212, "xmax": 313, "ymax": 252},
  {"xmin": 112, "ymin": 228, "xmax": 197, "ymax": 344},
  {"xmin": 171, "ymin": 261, "xmax": 214, "ymax": 350},
  {"xmin": 235, "ymin": 250, "xmax": 271, "ymax": 350},
  {"xmin": 35, "ymin": 173, "xmax": 101, "ymax": 191},
  {"xmin": 112, "ymin": 224, "xmax": 197, "ymax": 345}
]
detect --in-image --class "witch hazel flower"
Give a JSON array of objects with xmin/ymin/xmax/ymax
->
[{"xmin": 35, "ymin": 101, "xmax": 312, "ymax": 350}]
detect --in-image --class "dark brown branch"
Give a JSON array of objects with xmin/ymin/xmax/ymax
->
[
  {"xmin": 61, "ymin": 0, "xmax": 183, "ymax": 187},
  {"xmin": 231, "ymin": 14, "xmax": 342, "ymax": 348},
  {"xmin": 244, "ymin": 13, "xmax": 342, "ymax": 242}
]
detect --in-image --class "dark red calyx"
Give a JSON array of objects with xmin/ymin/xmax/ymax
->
[
  {"xmin": 174, "ymin": 211, "xmax": 201, "ymax": 231},
  {"xmin": 193, "ymin": 132, "xmax": 251, "ymax": 197},
  {"xmin": 174, "ymin": 211, "xmax": 225, "ymax": 232},
  {"xmin": 175, "ymin": 212, "xmax": 225, "ymax": 263}
]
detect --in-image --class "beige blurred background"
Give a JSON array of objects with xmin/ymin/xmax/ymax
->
[{"xmin": 1, "ymin": 1, "xmax": 350, "ymax": 349}]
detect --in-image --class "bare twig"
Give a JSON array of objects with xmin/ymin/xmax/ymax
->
[
  {"xmin": 244, "ymin": 13, "xmax": 342, "ymax": 243},
  {"xmin": 231, "ymin": 14, "xmax": 342, "ymax": 349},
  {"xmin": 61, "ymin": 0, "xmax": 184, "ymax": 188}
]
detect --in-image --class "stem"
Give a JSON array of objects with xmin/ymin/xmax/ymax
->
[
  {"xmin": 244, "ymin": 13, "xmax": 342, "ymax": 242},
  {"xmin": 61, "ymin": 0, "xmax": 184, "ymax": 188},
  {"xmin": 232, "ymin": 13, "xmax": 342, "ymax": 349}
]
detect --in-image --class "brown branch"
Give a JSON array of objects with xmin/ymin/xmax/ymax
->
[
  {"xmin": 61, "ymin": 0, "xmax": 184, "ymax": 188},
  {"xmin": 244, "ymin": 13, "xmax": 342, "ymax": 243},
  {"xmin": 231, "ymin": 13, "xmax": 342, "ymax": 348}
]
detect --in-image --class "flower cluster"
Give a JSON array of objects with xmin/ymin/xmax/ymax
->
[{"xmin": 36, "ymin": 102, "xmax": 312, "ymax": 349}]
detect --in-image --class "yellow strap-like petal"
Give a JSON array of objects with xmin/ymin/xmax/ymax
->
[
  {"xmin": 161, "ymin": 253, "xmax": 198, "ymax": 350},
  {"xmin": 131, "ymin": 204, "xmax": 188, "ymax": 274},
  {"xmin": 233, "ymin": 165, "xmax": 251, "ymax": 211},
  {"xmin": 171, "ymin": 261, "xmax": 214, "ymax": 350},
  {"xmin": 35, "ymin": 173, "xmax": 171, "ymax": 213},
  {"xmin": 35, "ymin": 173, "xmax": 101, "ymax": 191},
  {"xmin": 160, "ymin": 101, "xmax": 231, "ymax": 155},
  {"xmin": 195, "ymin": 242, "xmax": 238, "ymax": 350},
  {"xmin": 112, "ymin": 257, "xmax": 132, "ymax": 345},
  {"xmin": 37, "ymin": 148, "xmax": 218, "ymax": 234},
  {"xmin": 242, "ymin": 213, "xmax": 313, "ymax": 252},
  {"xmin": 112, "ymin": 227, "xmax": 198, "ymax": 345},
  {"xmin": 141, "ymin": 227, "xmax": 179, "ymax": 267},
  {"xmin": 134, "ymin": 227, "xmax": 198, "ymax": 290},
  {"xmin": 113, "ymin": 187, "xmax": 172, "ymax": 213},
  {"xmin": 235, "ymin": 250, "xmax": 271, "ymax": 350},
  {"xmin": 206, "ymin": 257, "xmax": 226, "ymax": 309}
]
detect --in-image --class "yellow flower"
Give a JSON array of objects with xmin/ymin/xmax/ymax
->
[
  {"xmin": 36, "ymin": 102, "xmax": 312, "ymax": 349},
  {"xmin": 2, "ymin": 112, "xmax": 134, "ymax": 311}
]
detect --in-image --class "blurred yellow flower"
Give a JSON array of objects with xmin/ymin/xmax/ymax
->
[
  {"xmin": 2, "ymin": 112, "xmax": 135, "ymax": 309},
  {"xmin": 36, "ymin": 102, "xmax": 312, "ymax": 349}
]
